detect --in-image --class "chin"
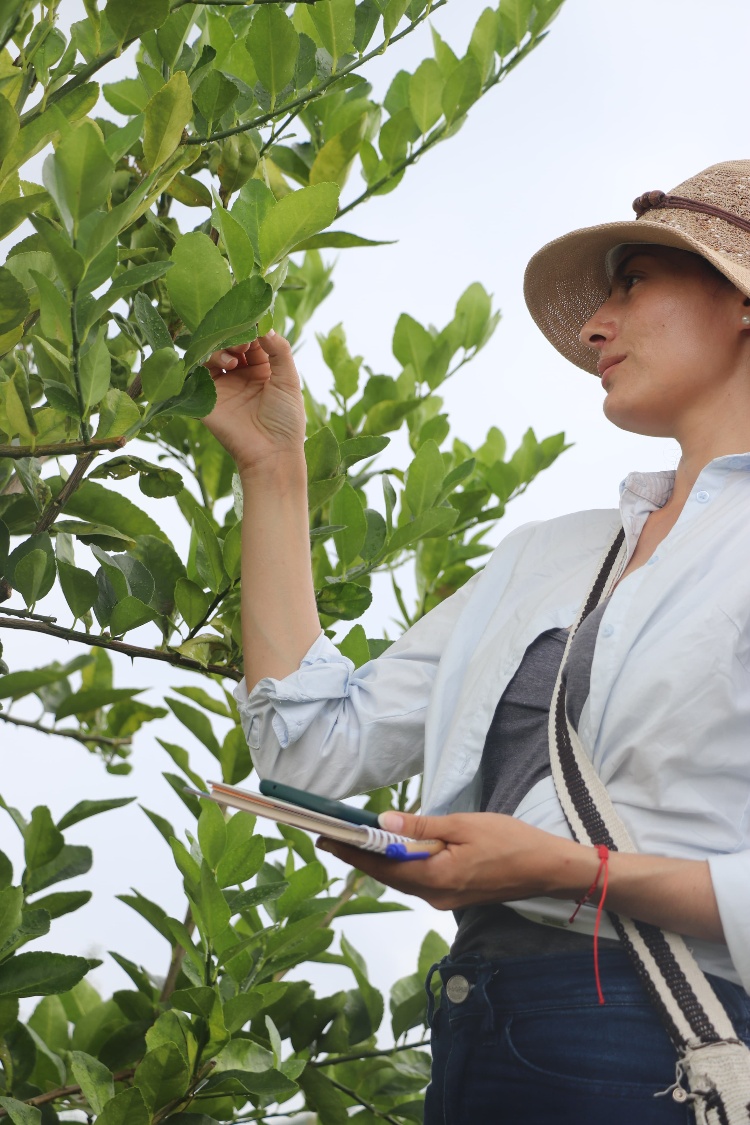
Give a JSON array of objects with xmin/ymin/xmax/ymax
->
[{"xmin": 602, "ymin": 397, "xmax": 669, "ymax": 438}]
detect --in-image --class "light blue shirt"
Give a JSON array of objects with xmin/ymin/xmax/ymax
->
[{"xmin": 235, "ymin": 455, "xmax": 750, "ymax": 992}]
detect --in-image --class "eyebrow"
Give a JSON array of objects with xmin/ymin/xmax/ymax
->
[{"xmin": 612, "ymin": 250, "xmax": 657, "ymax": 280}]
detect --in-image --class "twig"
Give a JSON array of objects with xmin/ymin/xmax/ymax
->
[
  {"xmin": 0, "ymin": 605, "xmax": 56, "ymax": 622},
  {"xmin": 0, "ymin": 1069, "xmax": 136, "ymax": 1116},
  {"xmin": 0, "ymin": 616, "xmax": 242, "ymax": 681},
  {"xmin": 0, "ymin": 437, "xmax": 126, "ymax": 459},
  {"xmin": 185, "ymin": 0, "xmax": 449, "ymax": 145},
  {"xmin": 159, "ymin": 906, "xmax": 195, "ymax": 1003},
  {"xmin": 33, "ymin": 451, "xmax": 97, "ymax": 534},
  {"xmin": 312, "ymin": 1039, "xmax": 430, "ymax": 1067},
  {"xmin": 324, "ymin": 1076, "xmax": 403, "ymax": 1124},
  {"xmin": 0, "ymin": 712, "xmax": 132, "ymax": 750}
]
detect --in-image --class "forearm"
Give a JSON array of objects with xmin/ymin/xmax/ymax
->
[
  {"xmin": 552, "ymin": 842, "xmax": 725, "ymax": 944},
  {"xmin": 239, "ymin": 453, "xmax": 322, "ymax": 691}
]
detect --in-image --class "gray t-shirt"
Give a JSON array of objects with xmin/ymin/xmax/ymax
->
[{"xmin": 451, "ymin": 599, "xmax": 620, "ymax": 958}]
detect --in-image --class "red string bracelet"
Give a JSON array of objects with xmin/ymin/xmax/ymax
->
[{"xmin": 568, "ymin": 844, "xmax": 610, "ymax": 1005}]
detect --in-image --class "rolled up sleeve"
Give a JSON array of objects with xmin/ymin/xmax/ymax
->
[
  {"xmin": 707, "ymin": 851, "xmax": 750, "ymax": 993},
  {"xmin": 232, "ymin": 573, "xmax": 481, "ymax": 798}
]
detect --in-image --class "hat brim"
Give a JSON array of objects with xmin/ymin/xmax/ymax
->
[{"xmin": 523, "ymin": 219, "xmax": 750, "ymax": 375}]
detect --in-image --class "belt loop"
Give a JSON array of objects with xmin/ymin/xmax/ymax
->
[
  {"xmin": 475, "ymin": 962, "xmax": 497, "ymax": 1035},
  {"xmin": 424, "ymin": 960, "xmax": 443, "ymax": 1026}
]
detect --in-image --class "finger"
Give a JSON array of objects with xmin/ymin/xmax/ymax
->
[
  {"xmin": 254, "ymin": 330, "xmax": 300, "ymax": 389},
  {"xmin": 378, "ymin": 810, "xmax": 457, "ymax": 842},
  {"xmin": 316, "ymin": 838, "xmax": 432, "ymax": 894}
]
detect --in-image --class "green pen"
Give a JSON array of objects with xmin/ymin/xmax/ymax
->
[{"xmin": 258, "ymin": 779, "xmax": 382, "ymax": 829}]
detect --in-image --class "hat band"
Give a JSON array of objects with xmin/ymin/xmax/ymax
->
[{"xmin": 632, "ymin": 190, "xmax": 750, "ymax": 237}]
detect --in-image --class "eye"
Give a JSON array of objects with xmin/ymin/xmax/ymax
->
[{"xmin": 622, "ymin": 272, "xmax": 642, "ymax": 291}]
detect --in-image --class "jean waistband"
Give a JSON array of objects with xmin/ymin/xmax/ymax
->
[{"xmin": 424, "ymin": 949, "xmax": 750, "ymax": 1030}]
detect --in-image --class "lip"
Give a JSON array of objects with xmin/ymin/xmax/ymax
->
[{"xmin": 598, "ymin": 354, "xmax": 626, "ymax": 385}]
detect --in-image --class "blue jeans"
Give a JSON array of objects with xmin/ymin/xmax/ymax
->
[{"xmin": 423, "ymin": 949, "xmax": 750, "ymax": 1124}]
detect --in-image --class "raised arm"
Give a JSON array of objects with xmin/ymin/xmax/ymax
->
[{"xmin": 201, "ymin": 334, "xmax": 321, "ymax": 691}]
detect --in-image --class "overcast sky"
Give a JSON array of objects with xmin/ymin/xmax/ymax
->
[{"xmin": 5, "ymin": 0, "xmax": 750, "ymax": 1031}]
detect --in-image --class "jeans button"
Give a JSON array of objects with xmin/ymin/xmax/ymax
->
[{"xmin": 445, "ymin": 974, "xmax": 472, "ymax": 1003}]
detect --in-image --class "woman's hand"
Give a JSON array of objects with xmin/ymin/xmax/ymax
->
[
  {"xmin": 317, "ymin": 810, "xmax": 726, "ymax": 943},
  {"xmin": 317, "ymin": 810, "xmax": 584, "ymax": 911},
  {"xmin": 201, "ymin": 333, "xmax": 307, "ymax": 476}
]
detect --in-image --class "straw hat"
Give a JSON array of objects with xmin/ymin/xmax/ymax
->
[{"xmin": 523, "ymin": 160, "xmax": 750, "ymax": 375}]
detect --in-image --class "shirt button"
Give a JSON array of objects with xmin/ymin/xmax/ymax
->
[
  {"xmin": 696, "ymin": 490, "xmax": 710, "ymax": 503},
  {"xmin": 601, "ymin": 623, "xmax": 614, "ymax": 638}
]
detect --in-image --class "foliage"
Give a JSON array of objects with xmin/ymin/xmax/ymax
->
[{"xmin": 0, "ymin": 0, "xmax": 567, "ymax": 1120}]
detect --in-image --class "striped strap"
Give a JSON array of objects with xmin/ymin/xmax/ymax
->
[{"xmin": 548, "ymin": 529, "xmax": 739, "ymax": 1049}]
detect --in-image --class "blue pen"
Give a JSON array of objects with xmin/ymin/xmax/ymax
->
[{"xmin": 385, "ymin": 842, "xmax": 434, "ymax": 861}]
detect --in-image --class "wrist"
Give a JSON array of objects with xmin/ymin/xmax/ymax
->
[
  {"xmin": 237, "ymin": 449, "xmax": 308, "ymax": 488},
  {"xmin": 546, "ymin": 839, "xmax": 605, "ymax": 900}
]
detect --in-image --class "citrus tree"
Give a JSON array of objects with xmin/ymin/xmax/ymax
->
[{"xmin": 0, "ymin": 0, "xmax": 568, "ymax": 1121}]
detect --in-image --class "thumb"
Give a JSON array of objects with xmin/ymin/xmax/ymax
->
[
  {"xmin": 378, "ymin": 810, "xmax": 454, "ymax": 841},
  {"xmin": 255, "ymin": 330, "xmax": 300, "ymax": 390}
]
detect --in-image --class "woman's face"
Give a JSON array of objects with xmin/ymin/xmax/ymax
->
[{"xmin": 579, "ymin": 245, "xmax": 749, "ymax": 438}]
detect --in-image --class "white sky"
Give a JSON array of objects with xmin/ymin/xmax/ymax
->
[{"xmin": 4, "ymin": 0, "xmax": 750, "ymax": 1037}]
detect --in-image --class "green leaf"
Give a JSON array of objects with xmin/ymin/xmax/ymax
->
[
  {"xmin": 57, "ymin": 797, "xmax": 135, "ymax": 831},
  {"xmin": 79, "ymin": 329, "xmax": 111, "ymax": 412},
  {"xmin": 27, "ymin": 891, "xmax": 91, "ymax": 920},
  {"xmin": 211, "ymin": 206, "xmax": 255, "ymax": 279},
  {"xmin": 409, "ymin": 57, "xmax": 445, "ymax": 133},
  {"xmin": 382, "ymin": 0, "xmax": 410, "ymax": 40},
  {"xmin": 222, "ymin": 519, "xmax": 242, "ymax": 582},
  {"xmin": 361, "ymin": 396, "xmax": 421, "ymax": 435},
  {"xmin": 167, "ymin": 696, "xmax": 222, "ymax": 759},
  {"xmin": 96, "ymin": 1086, "xmax": 150, "ymax": 1125},
  {"xmin": 339, "ymin": 434, "xmax": 389, "ymax": 468},
  {"xmin": 70, "ymin": 1050, "xmax": 115, "ymax": 1115},
  {"xmin": 0, "ymin": 97, "xmax": 19, "ymax": 165},
  {"xmin": 216, "ymin": 827, "xmax": 264, "ymax": 888},
  {"xmin": 153, "ymin": 366, "xmax": 217, "ymax": 421},
  {"xmin": 191, "ymin": 508, "xmax": 226, "ymax": 594},
  {"xmin": 0, "ymin": 887, "xmax": 23, "ymax": 951},
  {"xmin": 290, "ymin": 230, "xmax": 395, "ymax": 251},
  {"xmin": 404, "ymin": 439, "xmax": 444, "ymax": 515},
  {"xmin": 469, "ymin": 6, "xmax": 499, "ymax": 82},
  {"xmin": 194, "ymin": 861, "xmax": 231, "ymax": 940},
  {"xmin": 57, "ymin": 478, "xmax": 167, "ymax": 543},
  {"xmin": 105, "ymin": 0, "xmax": 168, "ymax": 40},
  {"xmin": 316, "ymin": 581, "xmax": 371, "ymax": 620},
  {"xmin": 183, "ymin": 274, "xmax": 273, "ymax": 369},
  {"xmin": 337, "ymin": 623, "xmax": 370, "ymax": 668},
  {"xmin": 305, "ymin": 428, "xmax": 341, "ymax": 488},
  {"xmin": 309, "ymin": 0, "xmax": 356, "ymax": 65},
  {"xmin": 143, "ymin": 70, "xmax": 192, "ymax": 170},
  {"xmin": 392, "ymin": 312, "xmax": 433, "ymax": 381},
  {"xmin": 193, "ymin": 71, "xmax": 239, "ymax": 125},
  {"xmin": 454, "ymin": 281, "xmax": 492, "ymax": 349},
  {"xmin": 441, "ymin": 54, "xmax": 482, "ymax": 122},
  {"xmin": 220, "ymin": 725, "xmax": 252, "ymax": 786},
  {"xmin": 42, "ymin": 121, "xmax": 113, "ymax": 237},
  {"xmin": 259, "ymin": 182, "xmax": 339, "ymax": 270},
  {"xmin": 25, "ymin": 844, "xmax": 92, "ymax": 895},
  {"xmin": 0, "ymin": 266, "xmax": 30, "ymax": 335},
  {"xmin": 166, "ymin": 232, "xmax": 231, "ymax": 332},
  {"xmin": 133, "ymin": 292, "xmax": 172, "ymax": 351},
  {"xmin": 24, "ymin": 807, "xmax": 64, "ymax": 872},
  {"xmin": 418, "ymin": 928, "xmax": 450, "ymax": 980},
  {"xmin": 247, "ymin": 6, "xmax": 299, "ymax": 105},
  {"xmin": 7, "ymin": 535, "xmax": 56, "ymax": 604},
  {"xmin": 103, "ymin": 78, "xmax": 150, "ymax": 116},
  {"xmin": 29, "ymin": 214, "xmax": 85, "ymax": 290},
  {"xmin": 198, "ymin": 800, "xmax": 226, "ymax": 870},
  {"xmin": 109, "ymin": 595, "xmax": 159, "ymax": 636},
  {"xmin": 0, "ymin": 952, "xmax": 93, "ymax": 998},
  {"xmin": 387, "ymin": 506, "xmax": 458, "ymax": 554},
  {"xmin": 331, "ymin": 480, "xmax": 367, "ymax": 567},
  {"xmin": 361, "ymin": 507, "xmax": 387, "ymax": 560},
  {"xmin": 94, "ymin": 389, "xmax": 141, "ymax": 440},
  {"xmin": 174, "ymin": 577, "xmax": 210, "ymax": 629},
  {"xmin": 14, "ymin": 549, "xmax": 50, "ymax": 607},
  {"xmin": 140, "ymin": 348, "xmax": 185, "ymax": 403},
  {"xmin": 231, "ymin": 179, "xmax": 275, "ymax": 262},
  {"xmin": 298, "ymin": 1066, "xmax": 349, "ymax": 1125},
  {"xmin": 134, "ymin": 1042, "xmax": 190, "ymax": 1113},
  {"xmin": 0, "ymin": 1098, "xmax": 41, "ymax": 1125}
]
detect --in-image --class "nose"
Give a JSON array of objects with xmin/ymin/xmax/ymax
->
[{"xmin": 579, "ymin": 297, "xmax": 616, "ymax": 353}]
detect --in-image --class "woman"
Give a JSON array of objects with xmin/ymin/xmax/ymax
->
[{"xmin": 202, "ymin": 160, "xmax": 750, "ymax": 1122}]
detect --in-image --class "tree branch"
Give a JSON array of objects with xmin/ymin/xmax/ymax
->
[
  {"xmin": 184, "ymin": 0, "xmax": 449, "ymax": 145},
  {"xmin": 32, "ymin": 450, "xmax": 98, "ymax": 535},
  {"xmin": 0, "ymin": 711, "xmax": 132, "ymax": 750},
  {"xmin": 0, "ymin": 437, "xmax": 126, "ymax": 460},
  {"xmin": 159, "ymin": 905, "xmax": 196, "ymax": 1003},
  {"xmin": 324, "ymin": 1076, "xmax": 403, "ymax": 1124},
  {"xmin": 0, "ymin": 616, "xmax": 242, "ymax": 681},
  {"xmin": 312, "ymin": 1039, "xmax": 430, "ymax": 1067},
  {"xmin": 0, "ymin": 1069, "xmax": 136, "ymax": 1116}
]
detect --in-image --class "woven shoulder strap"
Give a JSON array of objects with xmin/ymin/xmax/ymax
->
[{"xmin": 548, "ymin": 529, "xmax": 740, "ymax": 1049}]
